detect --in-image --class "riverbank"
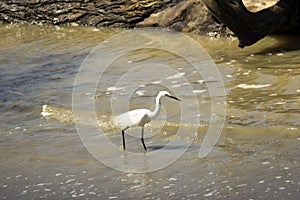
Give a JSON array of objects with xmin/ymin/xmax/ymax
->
[{"xmin": 0, "ymin": 0, "xmax": 281, "ymax": 38}]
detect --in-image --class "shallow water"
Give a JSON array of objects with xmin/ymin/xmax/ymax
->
[{"xmin": 0, "ymin": 24, "xmax": 299, "ymax": 199}]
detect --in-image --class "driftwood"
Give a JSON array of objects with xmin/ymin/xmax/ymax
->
[
  {"xmin": 0, "ymin": 0, "xmax": 182, "ymax": 28},
  {"xmin": 202, "ymin": 0, "xmax": 300, "ymax": 48}
]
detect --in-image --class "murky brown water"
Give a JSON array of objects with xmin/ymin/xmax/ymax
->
[{"xmin": 0, "ymin": 24, "xmax": 299, "ymax": 199}]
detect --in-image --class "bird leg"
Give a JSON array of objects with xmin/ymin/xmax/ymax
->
[
  {"xmin": 141, "ymin": 126, "xmax": 147, "ymax": 151},
  {"xmin": 121, "ymin": 127, "xmax": 129, "ymax": 150}
]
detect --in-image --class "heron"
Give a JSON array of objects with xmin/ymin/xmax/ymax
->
[{"xmin": 114, "ymin": 91, "xmax": 181, "ymax": 151}]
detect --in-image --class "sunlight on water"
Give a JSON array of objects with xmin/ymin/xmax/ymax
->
[{"xmin": 41, "ymin": 104, "xmax": 207, "ymax": 135}]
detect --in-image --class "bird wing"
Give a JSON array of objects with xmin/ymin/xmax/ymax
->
[
  {"xmin": 138, "ymin": 113, "xmax": 151, "ymax": 126},
  {"xmin": 115, "ymin": 109, "xmax": 151, "ymax": 128}
]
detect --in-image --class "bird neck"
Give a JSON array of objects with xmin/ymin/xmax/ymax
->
[{"xmin": 149, "ymin": 96, "xmax": 162, "ymax": 119}]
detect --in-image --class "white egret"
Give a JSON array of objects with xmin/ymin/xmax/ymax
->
[{"xmin": 115, "ymin": 91, "xmax": 181, "ymax": 151}]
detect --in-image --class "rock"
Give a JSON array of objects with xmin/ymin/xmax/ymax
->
[{"xmin": 137, "ymin": 0, "xmax": 233, "ymax": 36}]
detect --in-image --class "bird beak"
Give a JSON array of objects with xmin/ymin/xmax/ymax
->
[{"xmin": 166, "ymin": 94, "xmax": 181, "ymax": 101}]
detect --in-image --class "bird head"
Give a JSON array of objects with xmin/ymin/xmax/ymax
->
[{"xmin": 158, "ymin": 91, "xmax": 181, "ymax": 101}]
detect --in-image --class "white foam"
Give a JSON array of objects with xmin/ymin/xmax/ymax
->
[
  {"xmin": 41, "ymin": 105, "xmax": 51, "ymax": 117},
  {"xmin": 65, "ymin": 179, "xmax": 75, "ymax": 184},
  {"xmin": 236, "ymin": 183, "xmax": 248, "ymax": 187},
  {"xmin": 152, "ymin": 80, "xmax": 162, "ymax": 84},
  {"xmin": 166, "ymin": 72, "xmax": 185, "ymax": 80},
  {"xmin": 203, "ymin": 190, "xmax": 217, "ymax": 197},
  {"xmin": 269, "ymin": 93, "xmax": 277, "ymax": 96},
  {"xmin": 193, "ymin": 90, "xmax": 207, "ymax": 94},
  {"xmin": 237, "ymin": 83, "xmax": 271, "ymax": 89},
  {"xmin": 36, "ymin": 183, "xmax": 51, "ymax": 186},
  {"xmin": 145, "ymin": 41, "xmax": 154, "ymax": 45},
  {"xmin": 171, "ymin": 83, "xmax": 189, "ymax": 88},
  {"xmin": 195, "ymin": 79, "xmax": 204, "ymax": 84},
  {"xmin": 107, "ymin": 86, "xmax": 125, "ymax": 92},
  {"xmin": 20, "ymin": 190, "xmax": 27, "ymax": 195},
  {"xmin": 135, "ymin": 90, "xmax": 146, "ymax": 96},
  {"xmin": 274, "ymin": 102, "xmax": 286, "ymax": 105}
]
